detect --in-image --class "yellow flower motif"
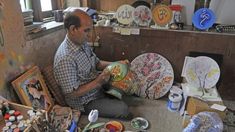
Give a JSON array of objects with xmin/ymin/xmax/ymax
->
[{"xmin": 207, "ymin": 69, "xmax": 219, "ymax": 78}]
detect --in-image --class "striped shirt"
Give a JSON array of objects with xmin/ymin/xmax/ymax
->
[{"xmin": 54, "ymin": 35, "xmax": 103, "ymax": 111}]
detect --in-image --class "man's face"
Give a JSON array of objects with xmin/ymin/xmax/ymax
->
[{"xmin": 73, "ymin": 17, "xmax": 93, "ymax": 44}]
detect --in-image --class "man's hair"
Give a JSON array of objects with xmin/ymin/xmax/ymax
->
[{"xmin": 64, "ymin": 11, "xmax": 81, "ymax": 30}]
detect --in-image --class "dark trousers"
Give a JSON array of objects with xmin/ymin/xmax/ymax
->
[{"xmin": 84, "ymin": 96, "xmax": 131, "ymax": 119}]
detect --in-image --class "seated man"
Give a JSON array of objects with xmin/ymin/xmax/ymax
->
[{"xmin": 54, "ymin": 9, "xmax": 131, "ymax": 119}]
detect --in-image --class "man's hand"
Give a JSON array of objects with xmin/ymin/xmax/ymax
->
[
  {"xmin": 96, "ymin": 69, "xmax": 111, "ymax": 85},
  {"xmin": 119, "ymin": 59, "xmax": 130, "ymax": 68}
]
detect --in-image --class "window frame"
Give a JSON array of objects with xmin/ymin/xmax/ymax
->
[{"xmin": 22, "ymin": 0, "xmax": 61, "ymax": 22}]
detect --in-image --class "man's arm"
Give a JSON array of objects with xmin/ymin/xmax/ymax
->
[{"xmin": 65, "ymin": 69, "xmax": 110, "ymax": 97}]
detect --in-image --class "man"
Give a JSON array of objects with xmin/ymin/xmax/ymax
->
[{"xmin": 54, "ymin": 9, "xmax": 131, "ymax": 119}]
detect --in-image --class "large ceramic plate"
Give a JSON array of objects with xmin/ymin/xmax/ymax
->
[
  {"xmin": 133, "ymin": 5, "xmax": 152, "ymax": 27},
  {"xmin": 116, "ymin": 4, "xmax": 135, "ymax": 25},
  {"xmin": 131, "ymin": 53, "xmax": 174, "ymax": 99},
  {"xmin": 152, "ymin": 5, "xmax": 173, "ymax": 26},
  {"xmin": 185, "ymin": 56, "xmax": 220, "ymax": 89}
]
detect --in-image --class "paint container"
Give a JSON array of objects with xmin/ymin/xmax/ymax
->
[
  {"xmin": 10, "ymin": 124, "xmax": 17, "ymax": 130},
  {"xmin": 17, "ymin": 115, "xmax": 23, "ymax": 122},
  {"xmin": 18, "ymin": 122, "xmax": 26, "ymax": 131},
  {"xmin": 9, "ymin": 110, "xmax": 15, "ymax": 115},
  {"xmin": 4, "ymin": 113, "xmax": 10, "ymax": 120},
  {"xmin": 13, "ymin": 127, "xmax": 20, "ymax": 132},
  {"xmin": 9, "ymin": 116, "xmax": 16, "ymax": 122},
  {"xmin": 2, "ymin": 126, "xmax": 9, "ymax": 132},
  {"xmin": 6, "ymin": 122, "xmax": 12, "ymax": 127},
  {"xmin": 27, "ymin": 110, "xmax": 34, "ymax": 115},
  {"xmin": 14, "ymin": 111, "xmax": 21, "ymax": 116},
  {"xmin": 168, "ymin": 93, "xmax": 182, "ymax": 112}
]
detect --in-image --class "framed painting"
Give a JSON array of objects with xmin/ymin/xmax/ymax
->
[{"xmin": 12, "ymin": 66, "xmax": 53, "ymax": 111}]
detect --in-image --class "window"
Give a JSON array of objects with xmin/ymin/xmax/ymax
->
[
  {"xmin": 20, "ymin": 0, "xmax": 26, "ymax": 11},
  {"xmin": 40, "ymin": 0, "xmax": 52, "ymax": 11},
  {"xmin": 20, "ymin": 0, "xmax": 61, "ymax": 22}
]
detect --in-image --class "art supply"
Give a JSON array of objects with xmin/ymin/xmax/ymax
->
[
  {"xmin": 168, "ymin": 93, "xmax": 182, "ymax": 112},
  {"xmin": 2, "ymin": 126, "xmax": 9, "ymax": 132},
  {"xmin": 9, "ymin": 110, "xmax": 15, "ymax": 115},
  {"xmin": 17, "ymin": 115, "xmax": 23, "ymax": 122},
  {"xmin": 6, "ymin": 122, "xmax": 12, "ymax": 127},
  {"xmin": 3, "ymin": 102, "xmax": 10, "ymax": 112},
  {"xmin": 13, "ymin": 127, "xmax": 20, "ymax": 132},
  {"xmin": 4, "ymin": 113, "xmax": 10, "ymax": 120},
  {"xmin": 14, "ymin": 111, "xmax": 21, "ymax": 116},
  {"xmin": 9, "ymin": 116, "xmax": 16, "ymax": 122},
  {"xmin": 18, "ymin": 122, "xmax": 26, "ymax": 131},
  {"xmin": 27, "ymin": 110, "xmax": 34, "ymax": 115},
  {"xmin": 131, "ymin": 117, "xmax": 149, "ymax": 130},
  {"xmin": 105, "ymin": 121, "xmax": 123, "ymax": 132},
  {"xmin": 10, "ymin": 124, "xmax": 17, "ymax": 129}
]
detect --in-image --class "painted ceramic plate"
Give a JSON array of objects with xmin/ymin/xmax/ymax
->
[
  {"xmin": 131, "ymin": 117, "xmax": 149, "ymax": 130},
  {"xmin": 133, "ymin": 5, "xmax": 152, "ymax": 27},
  {"xmin": 131, "ymin": 53, "xmax": 174, "ymax": 99},
  {"xmin": 185, "ymin": 56, "xmax": 220, "ymax": 89},
  {"xmin": 188, "ymin": 112, "xmax": 223, "ymax": 131},
  {"xmin": 152, "ymin": 5, "xmax": 173, "ymax": 26},
  {"xmin": 106, "ymin": 62, "xmax": 128, "ymax": 82},
  {"xmin": 192, "ymin": 8, "xmax": 216, "ymax": 30},
  {"xmin": 116, "ymin": 4, "xmax": 135, "ymax": 25}
]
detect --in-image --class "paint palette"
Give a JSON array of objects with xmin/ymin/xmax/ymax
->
[
  {"xmin": 131, "ymin": 53, "xmax": 174, "ymax": 99},
  {"xmin": 185, "ymin": 56, "xmax": 220, "ymax": 89},
  {"xmin": 131, "ymin": 117, "xmax": 149, "ymax": 130},
  {"xmin": 133, "ymin": 5, "xmax": 152, "ymax": 27}
]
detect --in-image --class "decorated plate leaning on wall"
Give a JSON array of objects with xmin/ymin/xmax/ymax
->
[
  {"xmin": 131, "ymin": 53, "xmax": 174, "ymax": 100},
  {"xmin": 133, "ymin": 5, "xmax": 152, "ymax": 27},
  {"xmin": 185, "ymin": 56, "xmax": 220, "ymax": 89}
]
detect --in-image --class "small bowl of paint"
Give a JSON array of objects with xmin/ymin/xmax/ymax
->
[
  {"xmin": 131, "ymin": 117, "xmax": 149, "ymax": 130},
  {"xmin": 104, "ymin": 121, "xmax": 123, "ymax": 132}
]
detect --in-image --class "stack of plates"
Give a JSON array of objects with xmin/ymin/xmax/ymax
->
[{"xmin": 22, "ymin": 9, "xmax": 34, "ymax": 26}]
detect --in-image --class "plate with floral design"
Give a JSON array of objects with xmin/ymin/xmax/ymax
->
[
  {"xmin": 131, "ymin": 53, "xmax": 174, "ymax": 99},
  {"xmin": 133, "ymin": 5, "xmax": 152, "ymax": 27}
]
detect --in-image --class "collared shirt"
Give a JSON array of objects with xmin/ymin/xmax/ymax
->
[{"xmin": 54, "ymin": 35, "xmax": 102, "ymax": 111}]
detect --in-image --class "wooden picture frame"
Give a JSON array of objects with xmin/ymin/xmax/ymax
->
[{"xmin": 12, "ymin": 66, "xmax": 53, "ymax": 111}]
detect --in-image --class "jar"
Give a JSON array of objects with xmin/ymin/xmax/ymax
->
[{"xmin": 168, "ymin": 93, "xmax": 182, "ymax": 112}]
